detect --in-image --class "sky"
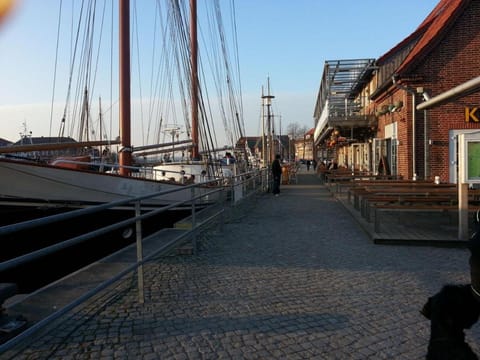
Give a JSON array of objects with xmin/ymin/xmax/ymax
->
[{"xmin": 0, "ymin": 0, "xmax": 439, "ymax": 147}]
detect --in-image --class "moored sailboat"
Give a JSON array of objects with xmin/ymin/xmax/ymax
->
[{"xmin": 0, "ymin": 0, "xmax": 246, "ymax": 213}]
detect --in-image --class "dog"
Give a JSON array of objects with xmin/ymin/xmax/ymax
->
[
  {"xmin": 421, "ymin": 284, "xmax": 480, "ymax": 359},
  {"xmin": 469, "ymin": 210, "xmax": 480, "ymax": 304}
]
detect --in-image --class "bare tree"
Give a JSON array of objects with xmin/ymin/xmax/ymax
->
[{"xmin": 286, "ymin": 122, "xmax": 308, "ymax": 140}]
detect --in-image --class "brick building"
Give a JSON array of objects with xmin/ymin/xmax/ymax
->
[
  {"xmin": 314, "ymin": 0, "xmax": 480, "ymax": 183},
  {"xmin": 294, "ymin": 128, "xmax": 314, "ymax": 161},
  {"xmin": 236, "ymin": 135, "xmax": 291, "ymax": 165}
]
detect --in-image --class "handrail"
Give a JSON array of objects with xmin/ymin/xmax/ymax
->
[
  {"xmin": 0, "ymin": 220, "xmax": 193, "ymax": 355},
  {"xmin": 0, "ymin": 168, "xmax": 266, "ymax": 353},
  {"xmin": 0, "ymin": 178, "xmax": 221, "ymax": 236},
  {"xmin": 0, "ymin": 169, "xmax": 265, "ymax": 269},
  {"xmin": 0, "ymin": 184, "xmax": 224, "ymax": 273}
]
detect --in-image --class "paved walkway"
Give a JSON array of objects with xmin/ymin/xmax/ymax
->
[{"xmin": 2, "ymin": 166, "xmax": 479, "ymax": 359}]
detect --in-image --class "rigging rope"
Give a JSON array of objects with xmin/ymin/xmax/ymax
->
[
  {"xmin": 51, "ymin": 0, "xmax": 63, "ymax": 138},
  {"xmin": 133, "ymin": 1, "xmax": 146, "ymax": 146},
  {"xmin": 52, "ymin": 0, "xmax": 245, "ymax": 164}
]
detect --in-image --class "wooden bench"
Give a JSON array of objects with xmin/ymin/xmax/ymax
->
[
  {"xmin": 363, "ymin": 195, "xmax": 456, "ymax": 222},
  {"xmin": 333, "ymin": 179, "xmax": 480, "ymax": 233},
  {"xmin": 348, "ymin": 185, "xmax": 458, "ymax": 209},
  {"xmin": 344, "ymin": 179, "xmax": 456, "ymax": 193},
  {"xmin": 328, "ymin": 175, "xmax": 404, "ymax": 193},
  {"xmin": 372, "ymin": 204, "xmax": 478, "ymax": 233},
  {"xmin": 324, "ymin": 170, "xmax": 370, "ymax": 183},
  {"xmin": 347, "ymin": 184, "xmax": 458, "ymax": 214}
]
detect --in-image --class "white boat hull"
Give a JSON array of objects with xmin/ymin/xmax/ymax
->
[
  {"xmin": 0, "ymin": 159, "xmax": 215, "ymax": 209},
  {"xmin": 154, "ymin": 162, "xmax": 234, "ymax": 183}
]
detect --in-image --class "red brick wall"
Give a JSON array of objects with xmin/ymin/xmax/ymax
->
[
  {"xmin": 412, "ymin": 1, "xmax": 480, "ymax": 182},
  {"xmin": 376, "ymin": 92, "xmax": 412, "ymax": 177}
]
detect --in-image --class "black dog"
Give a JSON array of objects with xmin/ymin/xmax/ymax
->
[
  {"xmin": 469, "ymin": 210, "xmax": 480, "ymax": 304},
  {"xmin": 421, "ymin": 284, "xmax": 480, "ymax": 359}
]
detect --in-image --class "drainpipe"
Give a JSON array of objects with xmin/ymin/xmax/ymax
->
[
  {"xmin": 392, "ymin": 76, "xmax": 416, "ymax": 179},
  {"xmin": 424, "ymin": 109, "xmax": 428, "ymax": 179},
  {"xmin": 412, "ymin": 94, "xmax": 416, "ymax": 179},
  {"xmin": 422, "ymin": 92, "xmax": 431, "ymax": 179}
]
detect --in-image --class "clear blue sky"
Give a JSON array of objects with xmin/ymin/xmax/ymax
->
[{"xmin": 0, "ymin": 0, "xmax": 438, "ymax": 145}]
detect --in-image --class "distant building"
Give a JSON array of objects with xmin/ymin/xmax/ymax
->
[
  {"xmin": 12, "ymin": 136, "xmax": 77, "ymax": 147},
  {"xmin": 294, "ymin": 128, "xmax": 314, "ymax": 161},
  {"xmin": 236, "ymin": 136, "xmax": 260, "ymax": 155},
  {"xmin": 236, "ymin": 135, "xmax": 292, "ymax": 164},
  {"xmin": 0, "ymin": 138, "xmax": 13, "ymax": 147},
  {"xmin": 8, "ymin": 136, "xmax": 98, "ymax": 161}
]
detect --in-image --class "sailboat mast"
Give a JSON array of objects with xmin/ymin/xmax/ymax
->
[
  {"xmin": 262, "ymin": 78, "xmax": 275, "ymax": 166},
  {"xmin": 190, "ymin": 0, "xmax": 199, "ymax": 160},
  {"xmin": 119, "ymin": 0, "xmax": 132, "ymax": 175}
]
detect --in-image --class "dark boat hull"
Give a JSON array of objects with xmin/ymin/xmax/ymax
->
[{"xmin": 0, "ymin": 204, "xmax": 190, "ymax": 293}]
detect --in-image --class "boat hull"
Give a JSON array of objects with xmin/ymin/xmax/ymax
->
[
  {"xmin": 0, "ymin": 158, "xmax": 216, "ymax": 208},
  {"xmin": 0, "ymin": 158, "xmax": 214, "ymax": 292},
  {"xmin": 153, "ymin": 161, "xmax": 234, "ymax": 183},
  {"xmin": 0, "ymin": 203, "xmax": 191, "ymax": 292}
]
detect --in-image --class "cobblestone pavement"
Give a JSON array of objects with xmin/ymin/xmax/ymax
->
[{"xmin": 3, "ymin": 166, "xmax": 479, "ymax": 359}]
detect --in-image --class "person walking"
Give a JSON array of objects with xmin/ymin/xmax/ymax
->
[{"xmin": 272, "ymin": 154, "xmax": 282, "ymax": 196}]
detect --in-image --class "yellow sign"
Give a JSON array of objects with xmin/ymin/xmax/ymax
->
[{"xmin": 466, "ymin": 107, "xmax": 480, "ymax": 122}]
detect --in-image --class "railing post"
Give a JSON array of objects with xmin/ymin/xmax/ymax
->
[
  {"xmin": 263, "ymin": 168, "xmax": 269, "ymax": 192},
  {"xmin": 458, "ymin": 182, "xmax": 469, "ymax": 241},
  {"xmin": 261, "ymin": 169, "xmax": 265, "ymax": 191},
  {"xmin": 243, "ymin": 176, "xmax": 247, "ymax": 198},
  {"xmin": 191, "ymin": 186, "xmax": 197, "ymax": 255},
  {"xmin": 135, "ymin": 201, "xmax": 144, "ymax": 304},
  {"xmin": 219, "ymin": 185, "xmax": 225, "ymax": 233}
]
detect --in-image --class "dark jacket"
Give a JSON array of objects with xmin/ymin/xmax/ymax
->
[{"xmin": 272, "ymin": 159, "xmax": 282, "ymax": 178}]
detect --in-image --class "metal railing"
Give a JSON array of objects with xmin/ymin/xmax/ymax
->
[{"xmin": 0, "ymin": 168, "xmax": 268, "ymax": 353}]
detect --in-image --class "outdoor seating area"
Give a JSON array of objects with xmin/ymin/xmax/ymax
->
[
  {"xmin": 326, "ymin": 176, "xmax": 480, "ymax": 238},
  {"xmin": 318, "ymin": 167, "xmax": 403, "ymax": 186},
  {"xmin": 282, "ymin": 163, "xmax": 300, "ymax": 185}
]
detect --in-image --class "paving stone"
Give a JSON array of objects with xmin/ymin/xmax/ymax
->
[{"xmin": 2, "ymin": 169, "xmax": 479, "ymax": 359}]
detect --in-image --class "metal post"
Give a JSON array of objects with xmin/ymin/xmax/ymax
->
[
  {"xmin": 219, "ymin": 186, "xmax": 225, "ymax": 233},
  {"xmin": 424, "ymin": 109, "xmax": 429, "ymax": 179},
  {"xmin": 459, "ymin": 183, "xmax": 469, "ymax": 240},
  {"xmin": 457, "ymin": 134, "xmax": 469, "ymax": 241},
  {"xmin": 191, "ymin": 186, "xmax": 197, "ymax": 254},
  {"xmin": 392, "ymin": 77, "xmax": 418, "ymax": 179},
  {"xmin": 412, "ymin": 93, "xmax": 416, "ymax": 179},
  {"xmin": 135, "ymin": 201, "xmax": 144, "ymax": 303}
]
